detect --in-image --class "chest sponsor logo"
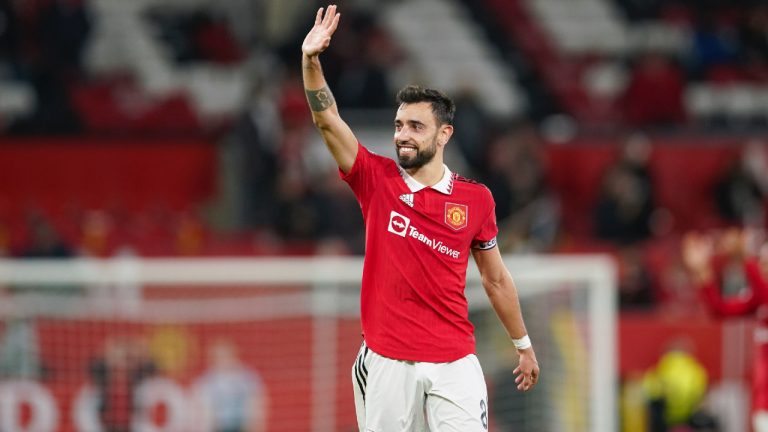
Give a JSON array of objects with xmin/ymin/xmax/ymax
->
[
  {"xmin": 387, "ymin": 211, "xmax": 411, "ymax": 237},
  {"xmin": 445, "ymin": 203, "xmax": 468, "ymax": 230},
  {"xmin": 387, "ymin": 210, "xmax": 460, "ymax": 259}
]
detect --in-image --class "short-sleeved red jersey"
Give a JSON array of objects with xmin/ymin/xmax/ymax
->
[{"xmin": 341, "ymin": 143, "xmax": 498, "ymax": 362}]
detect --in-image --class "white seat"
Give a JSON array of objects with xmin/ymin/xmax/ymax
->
[
  {"xmin": 684, "ymin": 84, "xmax": 719, "ymax": 119},
  {"xmin": 0, "ymin": 81, "xmax": 35, "ymax": 118},
  {"xmin": 384, "ymin": 0, "xmax": 524, "ymax": 117}
]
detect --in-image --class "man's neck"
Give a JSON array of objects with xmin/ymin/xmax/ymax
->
[{"xmin": 404, "ymin": 158, "xmax": 445, "ymax": 188}]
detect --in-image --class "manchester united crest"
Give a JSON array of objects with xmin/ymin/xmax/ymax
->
[{"xmin": 445, "ymin": 203, "xmax": 468, "ymax": 230}]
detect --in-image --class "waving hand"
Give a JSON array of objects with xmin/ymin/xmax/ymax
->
[
  {"xmin": 301, "ymin": 5, "xmax": 358, "ymax": 173},
  {"xmin": 302, "ymin": 5, "xmax": 340, "ymax": 58}
]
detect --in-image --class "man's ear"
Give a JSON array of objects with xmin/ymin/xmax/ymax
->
[{"xmin": 439, "ymin": 124, "xmax": 454, "ymax": 146}]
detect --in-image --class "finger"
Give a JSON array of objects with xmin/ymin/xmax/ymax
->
[
  {"xmin": 323, "ymin": 5, "xmax": 336, "ymax": 27},
  {"xmin": 329, "ymin": 12, "xmax": 341, "ymax": 33},
  {"xmin": 315, "ymin": 7, "xmax": 323, "ymax": 26},
  {"xmin": 520, "ymin": 375, "xmax": 535, "ymax": 391},
  {"xmin": 328, "ymin": 5, "xmax": 338, "ymax": 26},
  {"xmin": 515, "ymin": 374, "xmax": 523, "ymax": 383},
  {"xmin": 513, "ymin": 365, "xmax": 521, "ymax": 374}
]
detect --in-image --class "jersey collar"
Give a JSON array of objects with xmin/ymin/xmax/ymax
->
[{"xmin": 399, "ymin": 165, "xmax": 454, "ymax": 195}]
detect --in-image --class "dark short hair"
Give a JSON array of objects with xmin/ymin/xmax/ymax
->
[{"xmin": 396, "ymin": 85, "xmax": 455, "ymax": 126}]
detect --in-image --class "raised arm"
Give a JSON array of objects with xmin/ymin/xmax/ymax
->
[
  {"xmin": 301, "ymin": 5, "xmax": 358, "ymax": 173},
  {"xmin": 682, "ymin": 231, "xmax": 760, "ymax": 316},
  {"xmin": 472, "ymin": 247, "xmax": 539, "ymax": 391}
]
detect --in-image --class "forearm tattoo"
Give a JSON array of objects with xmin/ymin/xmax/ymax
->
[{"xmin": 305, "ymin": 86, "xmax": 335, "ymax": 112}]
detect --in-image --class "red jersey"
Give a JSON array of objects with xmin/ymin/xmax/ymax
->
[
  {"xmin": 700, "ymin": 257, "xmax": 768, "ymax": 411},
  {"xmin": 341, "ymin": 143, "xmax": 498, "ymax": 362},
  {"xmin": 701, "ymin": 258, "xmax": 768, "ymax": 323}
]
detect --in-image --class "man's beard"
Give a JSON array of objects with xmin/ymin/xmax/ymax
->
[{"xmin": 397, "ymin": 138, "xmax": 437, "ymax": 169}]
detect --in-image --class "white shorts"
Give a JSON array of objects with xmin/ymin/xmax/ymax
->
[{"xmin": 352, "ymin": 342, "xmax": 489, "ymax": 432}]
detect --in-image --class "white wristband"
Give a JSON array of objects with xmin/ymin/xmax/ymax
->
[{"xmin": 512, "ymin": 335, "xmax": 532, "ymax": 350}]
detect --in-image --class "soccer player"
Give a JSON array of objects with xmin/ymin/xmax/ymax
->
[
  {"xmin": 682, "ymin": 229, "xmax": 768, "ymax": 432},
  {"xmin": 301, "ymin": 5, "xmax": 539, "ymax": 431}
]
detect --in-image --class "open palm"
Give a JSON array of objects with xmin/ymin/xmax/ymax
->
[{"xmin": 302, "ymin": 5, "xmax": 340, "ymax": 57}]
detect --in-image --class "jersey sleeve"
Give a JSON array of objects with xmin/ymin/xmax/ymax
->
[
  {"xmin": 745, "ymin": 258, "xmax": 768, "ymax": 304},
  {"xmin": 339, "ymin": 143, "xmax": 382, "ymax": 211},
  {"xmin": 471, "ymin": 187, "xmax": 499, "ymax": 250}
]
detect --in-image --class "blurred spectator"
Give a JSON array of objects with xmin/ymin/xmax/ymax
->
[
  {"xmin": 90, "ymin": 336, "xmax": 157, "ymax": 432},
  {"xmin": 0, "ymin": 316, "xmax": 42, "ymax": 380},
  {"xmin": 621, "ymin": 371, "xmax": 650, "ymax": 432},
  {"xmin": 483, "ymin": 124, "xmax": 560, "ymax": 253},
  {"xmin": 714, "ymin": 141, "xmax": 768, "ymax": 227},
  {"xmin": 79, "ymin": 210, "xmax": 114, "ymax": 258},
  {"xmin": 229, "ymin": 78, "xmax": 281, "ymax": 231},
  {"xmin": 38, "ymin": 0, "xmax": 92, "ymax": 78},
  {"xmin": 264, "ymin": 67, "xmax": 322, "ymax": 243},
  {"xmin": 654, "ymin": 248, "xmax": 709, "ymax": 318},
  {"xmin": 682, "ymin": 228, "xmax": 768, "ymax": 432},
  {"xmin": 175, "ymin": 212, "xmax": 206, "ymax": 255},
  {"xmin": 738, "ymin": 4, "xmax": 768, "ymax": 67},
  {"xmin": 10, "ymin": 66, "xmax": 83, "ymax": 134},
  {"xmin": 642, "ymin": 341, "xmax": 716, "ymax": 432},
  {"xmin": 7, "ymin": 0, "xmax": 90, "ymax": 134},
  {"xmin": 193, "ymin": 11, "xmax": 244, "ymax": 65},
  {"xmin": 617, "ymin": 247, "xmax": 657, "ymax": 310},
  {"xmin": 0, "ymin": 0, "xmax": 20, "ymax": 65},
  {"xmin": 15, "ymin": 212, "xmax": 82, "ymax": 298},
  {"xmin": 614, "ymin": 0, "xmax": 663, "ymax": 21},
  {"xmin": 312, "ymin": 169, "xmax": 365, "ymax": 254},
  {"xmin": 452, "ymin": 87, "xmax": 493, "ymax": 177},
  {"xmin": 594, "ymin": 136, "xmax": 656, "ymax": 244},
  {"xmin": 689, "ymin": 11, "xmax": 740, "ymax": 80},
  {"xmin": 19, "ymin": 212, "xmax": 73, "ymax": 258},
  {"xmin": 273, "ymin": 170, "xmax": 320, "ymax": 242},
  {"xmin": 147, "ymin": 7, "xmax": 243, "ymax": 65},
  {"xmin": 622, "ymin": 53, "xmax": 686, "ymax": 127},
  {"xmin": 335, "ymin": 15, "xmax": 395, "ymax": 109},
  {"xmin": 194, "ymin": 340, "xmax": 267, "ymax": 432},
  {"xmin": 278, "ymin": 67, "xmax": 312, "ymax": 145}
]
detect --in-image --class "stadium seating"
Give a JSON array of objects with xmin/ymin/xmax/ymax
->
[{"xmin": 481, "ymin": 0, "xmax": 768, "ymax": 127}]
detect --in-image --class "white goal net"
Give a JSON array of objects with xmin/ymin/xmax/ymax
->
[{"xmin": 0, "ymin": 255, "xmax": 616, "ymax": 432}]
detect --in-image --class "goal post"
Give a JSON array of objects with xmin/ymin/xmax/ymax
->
[
  {"xmin": 472, "ymin": 255, "xmax": 617, "ymax": 432},
  {"xmin": 0, "ymin": 255, "xmax": 616, "ymax": 432}
]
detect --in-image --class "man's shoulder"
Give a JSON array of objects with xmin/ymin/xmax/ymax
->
[
  {"xmin": 451, "ymin": 173, "xmax": 491, "ymax": 194},
  {"xmin": 360, "ymin": 143, "xmax": 397, "ymax": 168},
  {"xmin": 449, "ymin": 173, "xmax": 495, "ymax": 207}
]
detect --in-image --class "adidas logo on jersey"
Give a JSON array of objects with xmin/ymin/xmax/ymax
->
[{"xmin": 399, "ymin": 194, "xmax": 414, "ymax": 208}]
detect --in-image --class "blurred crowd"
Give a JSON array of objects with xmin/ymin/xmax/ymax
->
[
  {"xmin": 619, "ymin": 0, "xmax": 768, "ymax": 128},
  {"xmin": 0, "ymin": 0, "xmax": 766, "ymax": 309},
  {"xmin": 0, "ymin": 0, "xmax": 91, "ymax": 134},
  {"xmin": 0, "ymin": 0, "xmax": 768, "ymax": 300}
]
